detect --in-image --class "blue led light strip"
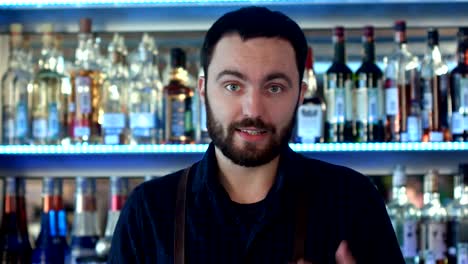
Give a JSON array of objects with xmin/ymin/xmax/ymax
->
[{"xmin": 0, "ymin": 142, "xmax": 467, "ymax": 155}]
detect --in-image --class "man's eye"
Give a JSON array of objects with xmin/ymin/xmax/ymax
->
[
  {"xmin": 225, "ymin": 84, "xmax": 241, "ymax": 92},
  {"xmin": 268, "ymin": 85, "xmax": 283, "ymax": 94}
]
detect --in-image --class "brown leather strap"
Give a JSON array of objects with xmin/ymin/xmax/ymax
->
[
  {"xmin": 174, "ymin": 167, "xmax": 190, "ymax": 264},
  {"xmin": 292, "ymin": 190, "xmax": 308, "ymax": 261}
]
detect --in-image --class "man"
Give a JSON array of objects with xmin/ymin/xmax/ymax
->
[{"xmin": 110, "ymin": 6, "xmax": 404, "ymax": 264}]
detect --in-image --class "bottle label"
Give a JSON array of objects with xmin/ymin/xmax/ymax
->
[
  {"xmin": 355, "ymin": 88, "xmax": 368, "ymax": 123},
  {"xmin": 298, "ymin": 104, "xmax": 323, "ymax": 141},
  {"xmin": 407, "ymin": 116, "xmax": 421, "ymax": 142},
  {"xmin": 422, "ymin": 92, "xmax": 433, "ymax": 129},
  {"xmin": 368, "ymin": 88, "xmax": 379, "ymax": 124},
  {"xmin": 2, "ymin": 107, "xmax": 15, "ymax": 140},
  {"xmin": 16, "ymin": 102, "xmax": 27, "ymax": 138},
  {"xmin": 452, "ymin": 112, "xmax": 464, "ymax": 134},
  {"xmin": 402, "ymin": 220, "xmax": 418, "ymax": 258},
  {"xmin": 345, "ymin": 80, "xmax": 353, "ymax": 122},
  {"xmin": 74, "ymin": 127, "xmax": 90, "ymax": 138},
  {"xmin": 325, "ymin": 88, "xmax": 336, "ymax": 124},
  {"xmin": 460, "ymin": 78, "xmax": 468, "ymax": 110},
  {"xmin": 167, "ymin": 96, "xmax": 187, "ymax": 138},
  {"xmin": 130, "ymin": 113, "xmax": 154, "ymax": 129},
  {"xmin": 33, "ymin": 119, "xmax": 47, "ymax": 139},
  {"xmin": 427, "ymin": 222, "xmax": 447, "ymax": 260},
  {"xmin": 104, "ymin": 134, "xmax": 119, "ymax": 145},
  {"xmin": 75, "ymin": 77, "xmax": 92, "ymax": 115},
  {"xmin": 336, "ymin": 88, "xmax": 345, "ymax": 124},
  {"xmin": 464, "ymin": 115, "xmax": 468, "ymax": 131},
  {"xmin": 429, "ymin": 131, "xmax": 443, "ymax": 142},
  {"xmin": 48, "ymin": 103, "xmax": 59, "ymax": 139},
  {"xmin": 385, "ymin": 87, "xmax": 399, "ymax": 116},
  {"xmin": 102, "ymin": 113, "xmax": 125, "ymax": 129}
]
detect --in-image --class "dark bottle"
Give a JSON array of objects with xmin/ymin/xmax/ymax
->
[
  {"xmin": 324, "ymin": 26, "xmax": 354, "ymax": 143},
  {"xmin": 295, "ymin": 46, "xmax": 326, "ymax": 143},
  {"xmin": 162, "ymin": 48, "xmax": 195, "ymax": 144},
  {"xmin": 32, "ymin": 178, "xmax": 67, "ymax": 264},
  {"xmin": 0, "ymin": 177, "xmax": 32, "ymax": 263},
  {"xmin": 420, "ymin": 28, "xmax": 450, "ymax": 142},
  {"xmin": 384, "ymin": 20, "xmax": 420, "ymax": 142},
  {"xmin": 354, "ymin": 25, "xmax": 384, "ymax": 142},
  {"xmin": 450, "ymin": 27, "xmax": 468, "ymax": 142}
]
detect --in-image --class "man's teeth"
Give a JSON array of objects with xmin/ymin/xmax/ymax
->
[{"xmin": 240, "ymin": 129, "xmax": 265, "ymax": 135}]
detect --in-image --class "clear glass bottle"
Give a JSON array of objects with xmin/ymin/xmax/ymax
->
[
  {"xmin": 128, "ymin": 33, "xmax": 162, "ymax": 144},
  {"xmin": 354, "ymin": 26, "xmax": 384, "ymax": 142},
  {"xmin": 324, "ymin": 26, "xmax": 353, "ymax": 143},
  {"xmin": 162, "ymin": 48, "xmax": 195, "ymax": 144},
  {"xmin": 296, "ymin": 46, "xmax": 326, "ymax": 143},
  {"xmin": 101, "ymin": 34, "xmax": 129, "ymax": 145},
  {"xmin": 70, "ymin": 177, "xmax": 100, "ymax": 263},
  {"xmin": 384, "ymin": 20, "xmax": 420, "ymax": 142},
  {"xmin": 419, "ymin": 169, "xmax": 448, "ymax": 264},
  {"xmin": 386, "ymin": 165, "xmax": 419, "ymax": 264},
  {"xmin": 70, "ymin": 18, "xmax": 103, "ymax": 144},
  {"xmin": 31, "ymin": 24, "xmax": 63, "ymax": 145},
  {"xmin": 450, "ymin": 27, "xmax": 468, "ymax": 142},
  {"xmin": 95, "ymin": 177, "xmax": 129, "ymax": 260},
  {"xmin": 420, "ymin": 28, "xmax": 450, "ymax": 143},
  {"xmin": 1, "ymin": 23, "xmax": 33, "ymax": 145}
]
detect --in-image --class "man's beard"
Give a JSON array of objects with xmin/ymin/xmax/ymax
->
[{"xmin": 205, "ymin": 93, "xmax": 297, "ymax": 167}]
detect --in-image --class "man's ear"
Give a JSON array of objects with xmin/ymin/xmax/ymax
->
[
  {"xmin": 299, "ymin": 81, "xmax": 307, "ymax": 105},
  {"xmin": 198, "ymin": 76, "xmax": 206, "ymax": 103}
]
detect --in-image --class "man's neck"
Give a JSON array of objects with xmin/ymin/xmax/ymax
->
[{"xmin": 214, "ymin": 147, "xmax": 280, "ymax": 204}]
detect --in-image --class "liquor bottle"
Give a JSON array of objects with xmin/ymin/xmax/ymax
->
[
  {"xmin": 101, "ymin": 34, "xmax": 129, "ymax": 145},
  {"xmin": 95, "ymin": 177, "xmax": 129, "ymax": 260},
  {"xmin": 32, "ymin": 178, "xmax": 67, "ymax": 264},
  {"xmin": 386, "ymin": 165, "xmax": 419, "ymax": 264},
  {"xmin": 354, "ymin": 25, "xmax": 384, "ymax": 142},
  {"xmin": 52, "ymin": 178, "xmax": 71, "ymax": 263},
  {"xmin": 384, "ymin": 20, "xmax": 420, "ymax": 142},
  {"xmin": 162, "ymin": 48, "xmax": 195, "ymax": 144},
  {"xmin": 128, "ymin": 33, "xmax": 162, "ymax": 144},
  {"xmin": 419, "ymin": 169, "xmax": 448, "ymax": 264},
  {"xmin": 70, "ymin": 18, "xmax": 103, "ymax": 144},
  {"xmin": 324, "ymin": 26, "xmax": 353, "ymax": 143},
  {"xmin": 1, "ymin": 24, "xmax": 32, "ymax": 145},
  {"xmin": 70, "ymin": 177, "xmax": 100, "ymax": 263},
  {"xmin": 54, "ymin": 35, "xmax": 73, "ymax": 145},
  {"xmin": 407, "ymin": 99, "xmax": 422, "ymax": 142},
  {"xmin": 420, "ymin": 28, "xmax": 450, "ymax": 143},
  {"xmin": 446, "ymin": 165, "xmax": 467, "ymax": 264},
  {"xmin": 0, "ymin": 177, "xmax": 32, "ymax": 263},
  {"xmin": 296, "ymin": 46, "xmax": 326, "ymax": 143},
  {"xmin": 450, "ymin": 27, "xmax": 468, "ymax": 142},
  {"xmin": 31, "ymin": 24, "xmax": 62, "ymax": 145}
]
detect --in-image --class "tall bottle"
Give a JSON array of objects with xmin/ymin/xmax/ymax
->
[
  {"xmin": 420, "ymin": 28, "xmax": 450, "ymax": 143},
  {"xmin": 419, "ymin": 169, "xmax": 448, "ymax": 264},
  {"xmin": 53, "ymin": 178, "xmax": 70, "ymax": 263},
  {"xmin": 0, "ymin": 177, "xmax": 32, "ymax": 263},
  {"xmin": 1, "ymin": 24, "xmax": 32, "ymax": 145},
  {"xmin": 70, "ymin": 18, "xmax": 102, "ymax": 144},
  {"xmin": 162, "ymin": 48, "xmax": 195, "ymax": 144},
  {"xmin": 128, "ymin": 33, "xmax": 162, "ymax": 144},
  {"xmin": 386, "ymin": 165, "xmax": 419, "ymax": 264},
  {"xmin": 31, "ymin": 24, "xmax": 62, "ymax": 145},
  {"xmin": 354, "ymin": 25, "xmax": 384, "ymax": 142},
  {"xmin": 295, "ymin": 46, "xmax": 326, "ymax": 143},
  {"xmin": 95, "ymin": 177, "xmax": 129, "ymax": 260},
  {"xmin": 101, "ymin": 34, "xmax": 129, "ymax": 145},
  {"xmin": 384, "ymin": 20, "xmax": 420, "ymax": 142},
  {"xmin": 446, "ymin": 165, "xmax": 468, "ymax": 264},
  {"xmin": 450, "ymin": 27, "xmax": 468, "ymax": 142},
  {"xmin": 32, "ymin": 178, "xmax": 68, "ymax": 264},
  {"xmin": 324, "ymin": 26, "xmax": 353, "ymax": 143},
  {"xmin": 70, "ymin": 177, "xmax": 100, "ymax": 263}
]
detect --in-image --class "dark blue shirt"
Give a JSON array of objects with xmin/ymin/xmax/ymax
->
[{"xmin": 110, "ymin": 143, "xmax": 404, "ymax": 263}]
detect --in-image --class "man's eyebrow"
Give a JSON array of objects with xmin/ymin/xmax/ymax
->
[
  {"xmin": 264, "ymin": 72, "xmax": 293, "ymax": 88},
  {"xmin": 215, "ymin": 70, "xmax": 247, "ymax": 82}
]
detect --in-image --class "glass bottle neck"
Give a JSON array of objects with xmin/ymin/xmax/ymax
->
[
  {"xmin": 333, "ymin": 41, "xmax": 346, "ymax": 64},
  {"xmin": 362, "ymin": 40, "xmax": 376, "ymax": 63},
  {"xmin": 457, "ymin": 45, "xmax": 468, "ymax": 66}
]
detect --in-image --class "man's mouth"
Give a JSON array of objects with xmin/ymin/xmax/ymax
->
[{"xmin": 236, "ymin": 128, "xmax": 268, "ymax": 135}]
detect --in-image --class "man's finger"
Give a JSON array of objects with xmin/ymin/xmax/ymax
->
[{"xmin": 335, "ymin": 241, "xmax": 356, "ymax": 264}]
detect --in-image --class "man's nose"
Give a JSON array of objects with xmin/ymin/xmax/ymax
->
[{"xmin": 242, "ymin": 89, "xmax": 264, "ymax": 118}]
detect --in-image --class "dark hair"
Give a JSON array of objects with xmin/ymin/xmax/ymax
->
[{"xmin": 200, "ymin": 6, "xmax": 308, "ymax": 85}]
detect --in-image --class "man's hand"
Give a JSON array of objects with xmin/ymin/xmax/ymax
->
[
  {"xmin": 290, "ymin": 240, "xmax": 356, "ymax": 264},
  {"xmin": 335, "ymin": 241, "xmax": 356, "ymax": 264}
]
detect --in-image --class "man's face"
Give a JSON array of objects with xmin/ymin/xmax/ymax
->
[{"xmin": 200, "ymin": 34, "xmax": 305, "ymax": 167}]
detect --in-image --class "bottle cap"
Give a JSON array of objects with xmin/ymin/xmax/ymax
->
[
  {"xmin": 427, "ymin": 28, "xmax": 439, "ymax": 46},
  {"xmin": 363, "ymin": 25, "xmax": 374, "ymax": 38},
  {"xmin": 392, "ymin": 165, "xmax": 406, "ymax": 187},
  {"xmin": 171, "ymin": 47, "xmax": 186, "ymax": 68},
  {"xmin": 79, "ymin": 18, "xmax": 92, "ymax": 34},
  {"xmin": 394, "ymin": 20, "xmax": 406, "ymax": 31}
]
